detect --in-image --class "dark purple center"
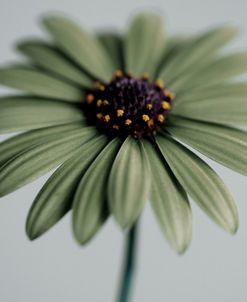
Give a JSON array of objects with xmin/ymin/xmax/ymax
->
[{"xmin": 84, "ymin": 71, "xmax": 174, "ymax": 139}]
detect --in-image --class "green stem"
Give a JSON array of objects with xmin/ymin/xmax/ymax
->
[{"xmin": 117, "ymin": 223, "xmax": 139, "ymax": 302}]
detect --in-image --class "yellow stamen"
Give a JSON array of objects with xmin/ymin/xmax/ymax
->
[
  {"xmin": 146, "ymin": 104, "xmax": 153, "ymax": 110},
  {"xmin": 142, "ymin": 72, "xmax": 149, "ymax": 80},
  {"xmin": 117, "ymin": 109, "xmax": 124, "ymax": 117},
  {"xmin": 142, "ymin": 114, "xmax": 150, "ymax": 122},
  {"xmin": 86, "ymin": 94, "xmax": 94, "ymax": 104},
  {"xmin": 161, "ymin": 101, "xmax": 171, "ymax": 110},
  {"xmin": 114, "ymin": 70, "xmax": 123, "ymax": 78},
  {"xmin": 125, "ymin": 119, "xmax": 132, "ymax": 126},
  {"xmin": 164, "ymin": 89, "xmax": 175, "ymax": 100},
  {"xmin": 104, "ymin": 115, "xmax": 111, "ymax": 122},
  {"xmin": 96, "ymin": 113, "xmax": 103, "ymax": 120},
  {"xmin": 147, "ymin": 119, "xmax": 154, "ymax": 128},
  {"xmin": 95, "ymin": 81, "xmax": 105, "ymax": 91},
  {"xmin": 96, "ymin": 99, "xmax": 103, "ymax": 107},
  {"xmin": 168, "ymin": 92, "xmax": 175, "ymax": 99},
  {"xmin": 158, "ymin": 114, "xmax": 165, "ymax": 123},
  {"xmin": 155, "ymin": 79, "xmax": 164, "ymax": 89},
  {"xmin": 103, "ymin": 100, "xmax": 109, "ymax": 105},
  {"xmin": 113, "ymin": 124, "xmax": 119, "ymax": 130}
]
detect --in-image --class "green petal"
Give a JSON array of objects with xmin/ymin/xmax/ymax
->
[
  {"xmin": 144, "ymin": 141, "xmax": 192, "ymax": 254},
  {"xmin": 0, "ymin": 96, "xmax": 84, "ymax": 133},
  {"xmin": 171, "ymin": 52, "xmax": 247, "ymax": 92},
  {"xmin": 108, "ymin": 137, "xmax": 151, "ymax": 229},
  {"xmin": 157, "ymin": 134, "xmax": 238, "ymax": 233},
  {"xmin": 26, "ymin": 135, "xmax": 108, "ymax": 240},
  {"xmin": 0, "ymin": 123, "xmax": 85, "ymax": 167},
  {"xmin": 43, "ymin": 15, "xmax": 114, "ymax": 82},
  {"xmin": 98, "ymin": 32, "xmax": 123, "ymax": 71},
  {"xmin": 124, "ymin": 12, "xmax": 166, "ymax": 78},
  {"xmin": 175, "ymin": 82, "xmax": 247, "ymax": 105},
  {"xmin": 167, "ymin": 116, "xmax": 247, "ymax": 175},
  {"xmin": 157, "ymin": 35, "xmax": 192, "ymax": 74},
  {"xmin": 172, "ymin": 96, "xmax": 247, "ymax": 125},
  {"xmin": 17, "ymin": 40, "xmax": 93, "ymax": 88},
  {"xmin": 0, "ymin": 67, "xmax": 82, "ymax": 101},
  {"xmin": 73, "ymin": 138, "xmax": 121, "ymax": 244},
  {"xmin": 158, "ymin": 26, "xmax": 239, "ymax": 83},
  {"xmin": 0, "ymin": 127, "xmax": 97, "ymax": 197}
]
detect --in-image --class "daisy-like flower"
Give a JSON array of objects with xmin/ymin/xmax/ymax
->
[{"xmin": 1, "ymin": 12, "xmax": 247, "ymax": 257}]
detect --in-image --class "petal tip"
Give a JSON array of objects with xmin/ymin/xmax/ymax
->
[
  {"xmin": 114, "ymin": 215, "xmax": 134, "ymax": 230},
  {"xmin": 25, "ymin": 226, "xmax": 39, "ymax": 241},
  {"xmin": 171, "ymin": 239, "xmax": 191, "ymax": 255},
  {"xmin": 72, "ymin": 228, "xmax": 94, "ymax": 246},
  {"xmin": 229, "ymin": 220, "xmax": 239, "ymax": 235}
]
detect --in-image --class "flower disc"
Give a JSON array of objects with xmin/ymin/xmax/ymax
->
[{"xmin": 84, "ymin": 71, "xmax": 175, "ymax": 138}]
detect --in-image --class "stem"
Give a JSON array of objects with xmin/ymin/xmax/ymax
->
[{"xmin": 117, "ymin": 223, "xmax": 139, "ymax": 302}]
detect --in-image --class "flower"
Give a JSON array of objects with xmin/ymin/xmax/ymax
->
[{"xmin": 0, "ymin": 12, "xmax": 246, "ymax": 254}]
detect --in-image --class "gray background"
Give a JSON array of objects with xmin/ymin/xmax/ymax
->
[{"xmin": 0, "ymin": 0, "xmax": 247, "ymax": 301}]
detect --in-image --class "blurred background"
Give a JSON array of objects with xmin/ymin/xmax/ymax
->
[{"xmin": 0, "ymin": 0, "xmax": 247, "ymax": 301}]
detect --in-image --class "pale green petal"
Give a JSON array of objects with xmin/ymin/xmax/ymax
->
[
  {"xmin": 171, "ymin": 52, "xmax": 247, "ymax": 92},
  {"xmin": 125, "ymin": 12, "xmax": 166, "ymax": 78},
  {"xmin": 158, "ymin": 26, "xmax": 239, "ymax": 83},
  {"xmin": 157, "ymin": 134, "xmax": 238, "ymax": 233},
  {"xmin": 167, "ymin": 116, "xmax": 247, "ymax": 175},
  {"xmin": 172, "ymin": 96, "xmax": 247, "ymax": 125},
  {"xmin": 0, "ymin": 127, "xmax": 97, "ymax": 197},
  {"xmin": 73, "ymin": 138, "xmax": 122, "ymax": 244},
  {"xmin": 26, "ymin": 135, "xmax": 108, "ymax": 240},
  {"xmin": 0, "ymin": 123, "xmax": 84, "ymax": 166},
  {"xmin": 17, "ymin": 40, "xmax": 93, "ymax": 88},
  {"xmin": 144, "ymin": 141, "xmax": 192, "ymax": 254},
  {"xmin": 108, "ymin": 137, "xmax": 151, "ymax": 229},
  {"xmin": 0, "ymin": 67, "xmax": 82, "ymax": 101},
  {"xmin": 156, "ymin": 35, "xmax": 192, "ymax": 75},
  {"xmin": 98, "ymin": 32, "xmax": 123, "ymax": 71},
  {"xmin": 0, "ymin": 96, "xmax": 84, "ymax": 133},
  {"xmin": 175, "ymin": 82, "xmax": 247, "ymax": 105},
  {"xmin": 43, "ymin": 15, "xmax": 114, "ymax": 82}
]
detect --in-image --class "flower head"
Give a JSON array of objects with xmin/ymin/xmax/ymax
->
[{"xmin": 0, "ymin": 12, "xmax": 246, "ymax": 253}]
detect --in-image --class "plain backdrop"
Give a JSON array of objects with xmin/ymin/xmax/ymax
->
[{"xmin": 0, "ymin": 0, "xmax": 247, "ymax": 301}]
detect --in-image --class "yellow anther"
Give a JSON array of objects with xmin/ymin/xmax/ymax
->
[
  {"xmin": 117, "ymin": 109, "xmax": 124, "ymax": 117},
  {"xmin": 168, "ymin": 92, "xmax": 175, "ymax": 100},
  {"xmin": 125, "ymin": 119, "xmax": 132, "ymax": 126},
  {"xmin": 114, "ymin": 69, "xmax": 123, "ymax": 78},
  {"xmin": 86, "ymin": 94, "xmax": 94, "ymax": 104},
  {"xmin": 158, "ymin": 114, "xmax": 165, "ymax": 123},
  {"xmin": 147, "ymin": 119, "xmax": 154, "ymax": 128},
  {"xmin": 113, "ymin": 124, "xmax": 119, "ymax": 130},
  {"xmin": 142, "ymin": 72, "xmax": 149, "ymax": 80},
  {"xmin": 155, "ymin": 79, "xmax": 164, "ymax": 89},
  {"xmin": 104, "ymin": 115, "xmax": 111, "ymax": 122},
  {"xmin": 142, "ymin": 114, "xmax": 150, "ymax": 122},
  {"xmin": 96, "ymin": 99, "xmax": 103, "ymax": 107},
  {"xmin": 161, "ymin": 101, "xmax": 171, "ymax": 110},
  {"xmin": 146, "ymin": 103, "xmax": 153, "ymax": 110},
  {"xmin": 103, "ymin": 100, "xmax": 109, "ymax": 105},
  {"xmin": 164, "ymin": 89, "xmax": 175, "ymax": 100},
  {"xmin": 96, "ymin": 113, "xmax": 103, "ymax": 120},
  {"xmin": 95, "ymin": 81, "xmax": 105, "ymax": 91}
]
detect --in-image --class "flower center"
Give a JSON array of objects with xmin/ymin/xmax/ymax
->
[{"xmin": 84, "ymin": 70, "xmax": 175, "ymax": 139}]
